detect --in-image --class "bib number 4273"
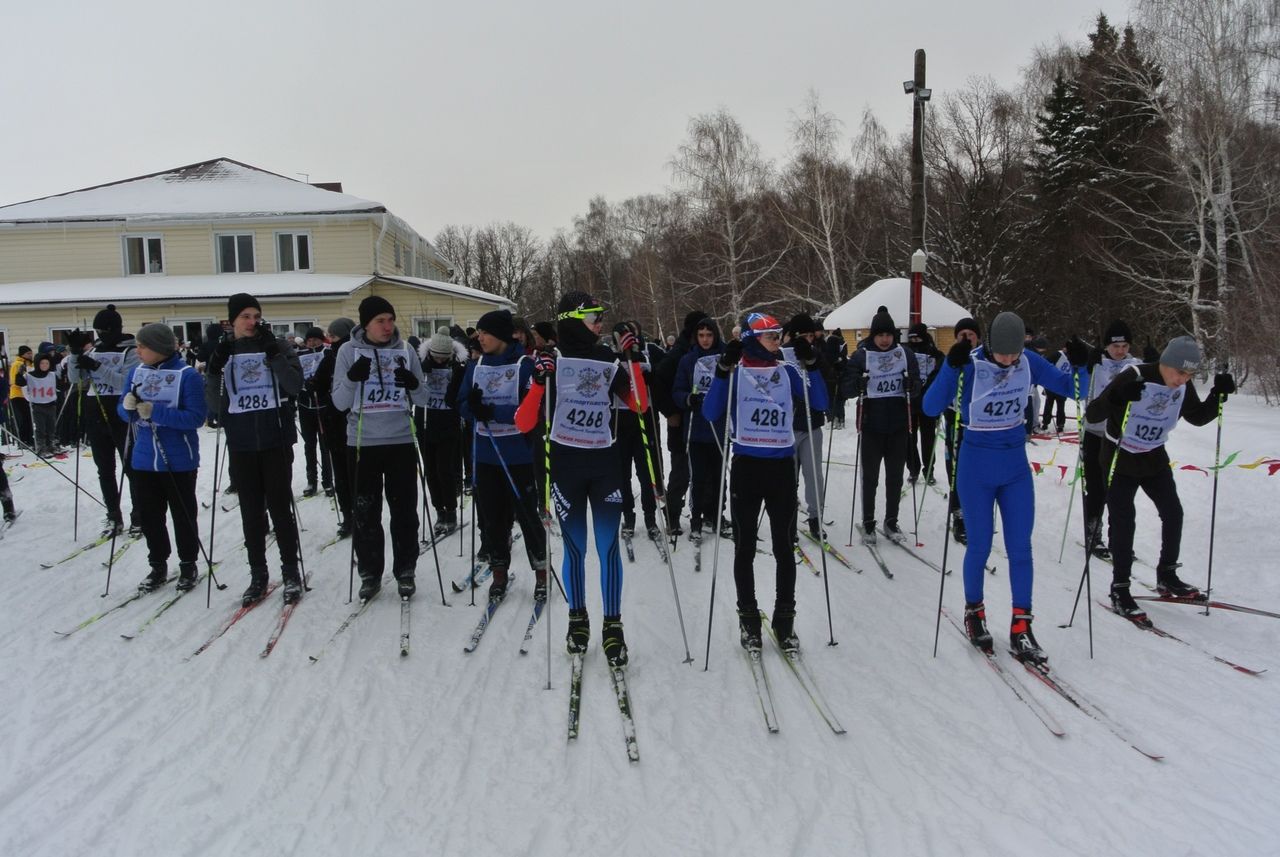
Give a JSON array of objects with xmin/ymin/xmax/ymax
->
[{"xmin": 982, "ymin": 398, "xmax": 1022, "ymax": 418}]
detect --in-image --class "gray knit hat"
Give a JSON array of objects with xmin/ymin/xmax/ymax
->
[
  {"xmin": 328, "ymin": 317, "xmax": 356, "ymax": 340},
  {"xmin": 988, "ymin": 312, "xmax": 1026, "ymax": 355},
  {"xmin": 427, "ymin": 325, "xmax": 454, "ymax": 359},
  {"xmin": 136, "ymin": 323, "xmax": 177, "ymax": 357},
  {"xmin": 1159, "ymin": 336, "xmax": 1202, "ymax": 372}
]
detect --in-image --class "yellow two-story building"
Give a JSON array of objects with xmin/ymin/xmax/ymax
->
[{"xmin": 0, "ymin": 157, "xmax": 510, "ymax": 353}]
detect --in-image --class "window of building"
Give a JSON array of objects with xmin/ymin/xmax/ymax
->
[
  {"xmin": 216, "ymin": 234, "xmax": 256, "ymax": 273},
  {"xmin": 166, "ymin": 319, "xmax": 215, "ymax": 348},
  {"xmin": 0, "ymin": 329, "xmax": 9, "ymax": 358},
  {"xmin": 413, "ymin": 316, "xmax": 454, "ymax": 340},
  {"xmin": 276, "ymin": 232, "xmax": 312, "ymax": 272},
  {"xmin": 268, "ymin": 320, "xmax": 318, "ymax": 340},
  {"xmin": 47, "ymin": 328, "xmax": 77, "ymax": 346},
  {"xmin": 123, "ymin": 234, "xmax": 164, "ymax": 275}
]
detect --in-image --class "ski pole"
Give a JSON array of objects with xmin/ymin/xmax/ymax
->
[
  {"xmin": 932, "ymin": 373, "xmax": 964, "ymax": 657},
  {"xmin": 348, "ymin": 379, "xmax": 365, "ymax": 604},
  {"xmin": 623, "ymin": 354, "xmax": 694, "ymax": 664},
  {"xmin": 845, "ymin": 386, "xmax": 866, "ymax": 547},
  {"xmin": 1057, "ymin": 370, "xmax": 1085, "ymax": 563},
  {"xmin": 406, "ymin": 407, "xmax": 448, "ymax": 607},
  {"xmin": 703, "ymin": 366, "xmax": 735, "ymax": 671},
  {"xmin": 5, "ymin": 429, "xmax": 106, "ymax": 508},
  {"xmin": 1203, "ymin": 390, "xmax": 1225, "ymax": 617},
  {"xmin": 469, "ymin": 417, "xmax": 479, "ymax": 607},
  {"xmin": 904, "ymin": 370, "xmax": 920, "ymax": 545},
  {"xmin": 206, "ymin": 418, "xmax": 225, "ymax": 608},
  {"xmin": 102, "ymin": 421, "xmax": 135, "ymax": 599},
  {"xmin": 73, "ymin": 390, "xmax": 81, "ymax": 542},
  {"xmin": 799, "ymin": 356, "xmax": 837, "ymax": 647},
  {"xmin": 542, "ymin": 361, "xmax": 554, "ymax": 691}
]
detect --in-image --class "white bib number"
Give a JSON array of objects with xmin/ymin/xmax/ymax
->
[
  {"xmin": 298, "ymin": 350, "xmax": 324, "ymax": 381},
  {"xmin": 967, "ymin": 355, "xmax": 1031, "ymax": 431},
  {"xmin": 733, "ymin": 366, "xmax": 794, "ymax": 448},
  {"xmin": 134, "ymin": 365, "xmax": 185, "ymax": 413},
  {"xmin": 693, "ymin": 355, "xmax": 717, "ymax": 394},
  {"xmin": 226, "ymin": 353, "xmax": 280, "ymax": 415},
  {"xmin": 473, "ymin": 361, "xmax": 522, "ymax": 437},
  {"xmin": 424, "ymin": 367, "xmax": 451, "ymax": 410},
  {"xmin": 550, "ymin": 357, "xmax": 616, "ymax": 448},
  {"xmin": 866, "ymin": 346, "xmax": 908, "ymax": 400},
  {"xmin": 1119, "ymin": 382, "xmax": 1183, "ymax": 453},
  {"xmin": 25, "ymin": 373, "xmax": 57, "ymax": 405},
  {"xmin": 87, "ymin": 351, "xmax": 124, "ymax": 396},
  {"xmin": 354, "ymin": 346, "xmax": 411, "ymax": 414}
]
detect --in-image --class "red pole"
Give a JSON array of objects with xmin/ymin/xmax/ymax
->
[{"xmin": 910, "ymin": 270, "xmax": 923, "ymax": 329}]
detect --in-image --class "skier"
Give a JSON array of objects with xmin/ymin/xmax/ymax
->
[
  {"xmin": 330, "ymin": 297, "xmax": 431, "ymax": 601},
  {"xmin": 296, "ymin": 327, "xmax": 333, "ymax": 498},
  {"xmin": 204, "ymin": 293, "xmax": 306, "ymax": 606},
  {"xmin": 782, "ymin": 313, "xmax": 834, "ymax": 541},
  {"xmin": 457, "ymin": 309, "xmax": 548, "ymax": 601},
  {"xmin": 922, "ymin": 311, "xmax": 1089, "ymax": 663},
  {"xmin": 612, "ymin": 321, "xmax": 661, "ymax": 543},
  {"xmin": 702, "ymin": 312, "xmax": 828, "ymax": 652},
  {"xmin": 15, "ymin": 352, "xmax": 59, "ymax": 456},
  {"xmin": 652, "ymin": 311, "xmax": 710, "ymax": 537},
  {"xmin": 66, "ymin": 305, "xmax": 142, "ymax": 537},
  {"xmin": 0, "ymin": 382, "xmax": 18, "ymax": 527},
  {"xmin": 416, "ymin": 326, "xmax": 465, "ymax": 539},
  {"xmin": 939, "ymin": 318, "xmax": 981, "ymax": 545},
  {"xmin": 847, "ymin": 308, "xmax": 920, "ymax": 544},
  {"xmin": 905, "ymin": 323, "xmax": 944, "ymax": 485},
  {"xmin": 118, "ymin": 324, "xmax": 207, "ymax": 592},
  {"xmin": 1038, "ymin": 338, "xmax": 1070, "ymax": 435},
  {"xmin": 671, "ymin": 316, "xmax": 727, "ymax": 540},
  {"xmin": 1079, "ymin": 320, "xmax": 1140, "ymax": 560},
  {"xmin": 310, "ymin": 318, "xmax": 357, "ymax": 538},
  {"xmin": 824, "ymin": 328, "xmax": 849, "ymax": 429},
  {"xmin": 514, "ymin": 291, "xmax": 644, "ymax": 667},
  {"xmin": 1084, "ymin": 336, "xmax": 1233, "ymax": 618},
  {"xmin": 7, "ymin": 345, "xmax": 34, "ymax": 448}
]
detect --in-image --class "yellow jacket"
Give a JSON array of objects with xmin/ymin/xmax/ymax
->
[{"xmin": 9, "ymin": 355, "xmax": 31, "ymax": 400}]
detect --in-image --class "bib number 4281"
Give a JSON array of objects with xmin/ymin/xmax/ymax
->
[{"xmin": 749, "ymin": 407, "xmax": 784, "ymax": 427}]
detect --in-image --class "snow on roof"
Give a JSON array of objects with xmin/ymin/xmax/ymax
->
[
  {"xmin": 823, "ymin": 277, "xmax": 972, "ymax": 331},
  {"xmin": 377, "ymin": 274, "xmax": 515, "ymax": 309},
  {"xmin": 0, "ymin": 274, "xmax": 374, "ymax": 306},
  {"xmin": 0, "ymin": 159, "xmax": 385, "ymax": 224}
]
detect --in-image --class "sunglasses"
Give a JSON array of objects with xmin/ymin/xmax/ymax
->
[{"xmin": 558, "ymin": 306, "xmax": 605, "ymax": 324}]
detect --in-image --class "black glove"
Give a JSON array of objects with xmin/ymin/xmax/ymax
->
[
  {"xmin": 1064, "ymin": 336, "xmax": 1089, "ymax": 368},
  {"xmin": 208, "ymin": 337, "xmax": 234, "ymax": 374},
  {"xmin": 347, "ymin": 355, "xmax": 372, "ymax": 383},
  {"xmin": 393, "ymin": 360, "xmax": 419, "ymax": 390},
  {"xmin": 531, "ymin": 350, "xmax": 556, "ymax": 384},
  {"xmin": 687, "ymin": 392, "xmax": 705, "ymax": 410},
  {"xmin": 1110, "ymin": 375, "xmax": 1145, "ymax": 404},
  {"xmin": 947, "ymin": 339, "xmax": 972, "ymax": 368},
  {"xmin": 1211, "ymin": 372, "xmax": 1236, "ymax": 399},
  {"xmin": 260, "ymin": 330, "xmax": 281, "ymax": 360},
  {"xmin": 467, "ymin": 385, "xmax": 495, "ymax": 421},
  {"xmin": 717, "ymin": 340, "xmax": 743, "ymax": 374},
  {"xmin": 792, "ymin": 337, "xmax": 818, "ymax": 368},
  {"xmin": 77, "ymin": 353, "xmax": 101, "ymax": 371}
]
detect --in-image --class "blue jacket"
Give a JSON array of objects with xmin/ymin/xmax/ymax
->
[
  {"xmin": 458, "ymin": 341, "xmax": 534, "ymax": 467},
  {"xmin": 118, "ymin": 353, "xmax": 207, "ymax": 472},
  {"xmin": 922, "ymin": 346, "xmax": 1086, "ymax": 451},
  {"xmin": 673, "ymin": 342, "xmax": 725, "ymax": 446}
]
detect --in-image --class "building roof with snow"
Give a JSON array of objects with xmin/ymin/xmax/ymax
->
[
  {"xmin": 0, "ymin": 158, "xmax": 385, "ymax": 225},
  {"xmin": 823, "ymin": 278, "xmax": 972, "ymax": 331}
]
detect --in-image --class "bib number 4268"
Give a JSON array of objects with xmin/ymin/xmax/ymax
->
[{"xmin": 566, "ymin": 408, "xmax": 604, "ymax": 428}]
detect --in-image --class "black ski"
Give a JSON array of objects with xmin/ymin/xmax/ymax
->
[{"xmin": 463, "ymin": 578, "xmax": 511, "ymax": 653}]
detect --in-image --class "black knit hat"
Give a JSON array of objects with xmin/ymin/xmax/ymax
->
[
  {"xmin": 787, "ymin": 313, "xmax": 822, "ymax": 335},
  {"xmin": 304, "ymin": 326, "xmax": 325, "ymax": 341},
  {"xmin": 358, "ymin": 295, "xmax": 396, "ymax": 328},
  {"xmin": 227, "ymin": 293, "xmax": 261, "ymax": 323},
  {"xmin": 954, "ymin": 317, "xmax": 980, "ymax": 339},
  {"xmin": 1103, "ymin": 319, "xmax": 1132, "ymax": 345},
  {"xmin": 682, "ymin": 310, "xmax": 707, "ymax": 335},
  {"xmin": 533, "ymin": 321, "xmax": 556, "ymax": 344},
  {"xmin": 557, "ymin": 291, "xmax": 602, "ymax": 318},
  {"xmin": 93, "ymin": 304, "xmax": 123, "ymax": 333},
  {"xmin": 907, "ymin": 322, "xmax": 928, "ymax": 341},
  {"xmin": 477, "ymin": 309, "xmax": 516, "ymax": 343},
  {"xmin": 870, "ymin": 308, "xmax": 897, "ymax": 336}
]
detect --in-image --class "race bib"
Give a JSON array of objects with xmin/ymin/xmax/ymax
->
[
  {"xmin": 866, "ymin": 346, "xmax": 908, "ymax": 400},
  {"xmin": 133, "ymin": 365, "xmax": 185, "ymax": 410},
  {"xmin": 298, "ymin": 350, "xmax": 324, "ymax": 381},
  {"xmin": 353, "ymin": 346, "xmax": 412, "ymax": 414},
  {"xmin": 225, "ymin": 353, "xmax": 279, "ymax": 415},
  {"xmin": 693, "ymin": 355, "xmax": 717, "ymax": 394},
  {"xmin": 25, "ymin": 373, "xmax": 57, "ymax": 405},
  {"xmin": 473, "ymin": 360, "xmax": 522, "ymax": 438},
  {"xmin": 967, "ymin": 354, "xmax": 1031, "ymax": 431},
  {"xmin": 87, "ymin": 351, "xmax": 125, "ymax": 396},
  {"xmin": 423, "ymin": 367, "xmax": 451, "ymax": 410},
  {"xmin": 1119, "ymin": 382, "xmax": 1184, "ymax": 453},
  {"xmin": 733, "ymin": 365, "xmax": 794, "ymax": 448},
  {"xmin": 1084, "ymin": 356, "xmax": 1139, "ymax": 432},
  {"xmin": 917, "ymin": 353, "xmax": 937, "ymax": 385},
  {"xmin": 550, "ymin": 357, "xmax": 616, "ymax": 448}
]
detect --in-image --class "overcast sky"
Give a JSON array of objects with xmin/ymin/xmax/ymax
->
[{"xmin": 0, "ymin": 0, "xmax": 1127, "ymax": 242}]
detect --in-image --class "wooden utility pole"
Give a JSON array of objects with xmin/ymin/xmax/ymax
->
[{"xmin": 909, "ymin": 49, "xmax": 927, "ymax": 327}]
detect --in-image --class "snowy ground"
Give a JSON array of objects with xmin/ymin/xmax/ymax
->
[{"xmin": 2, "ymin": 397, "xmax": 1278, "ymax": 857}]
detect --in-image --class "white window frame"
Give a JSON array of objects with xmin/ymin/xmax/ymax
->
[
  {"xmin": 266, "ymin": 319, "xmax": 319, "ymax": 340},
  {"xmin": 215, "ymin": 233, "xmax": 256, "ymax": 274},
  {"xmin": 412, "ymin": 316, "xmax": 454, "ymax": 341},
  {"xmin": 121, "ymin": 233, "xmax": 165, "ymax": 276},
  {"xmin": 165, "ymin": 317, "xmax": 217, "ymax": 347},
  {"xmin": 275, "ymin": 230, "xmax": 313, "ymax": 273},
  {"xmin": 0, "ymin": 327, "xmax": 9, "ymax": 360},
  {"xmin": 47, "ymin": 327, "xmax": 78, "ymax": 347}
]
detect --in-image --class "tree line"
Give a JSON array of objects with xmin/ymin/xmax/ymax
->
[{"xmin": 435, "ymin": 1, "xmax": 1280, "ymax": 398}]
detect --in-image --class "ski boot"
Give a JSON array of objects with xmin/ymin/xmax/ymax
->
[
  {"xmin": 602, "ymin": 616, "xmax": 628, "ymax": 667},
  {"xmin": 241, "ymin": 569, "xmax": 269, "ymax": 606},
  {"xmin": 323, "ymin": 484, "xmax": 336, "ymax": 498},
  {"xmin": 963, "ymin": 602, "xmax": 993, "ymax": 653},
  {"xmin": 926, "ymin": 473, "xmax": 937, "ymax": 486},
  {"xmin": 621, "ymin": 518, "xmax": 636, "ymax": 540},
  {"xmin": 432, "ymin": 513, "xmax": 457, "ymax": 539},
  {"xmin": 667, "ymin": 510, "xmax": 684, "ymax": 538},
  {"xmin": 138, "ymin": 563, "xmax": 168, "ymax": 593},
  {"xmin": 807, "ymin": 517, "xmax": 825, "ymax": 542},
  {"xmin": 645, "ymin": 518, "xmax": 662, "ymax": 542},
  {"xmin": 718, "ymin": 517, "xmax": 734, "ymax": 539},
  {"xmin": 1155, "ymin": 564, "xmax": 1202, "ymax": 600},
  {"xmin": 533, "ymin": 568, "xmax": 548, "ymax": 604},
  {"xmin": 566, "ymin": 608, "xmax": 590, "ymax": 655},
  {"xmin": 487, "ymin": 566, "xmax": 508, "ymax": 601},
  {"xmin": 738, "ymin": 610, "xmax": 763, "ymax": 652},
  {"xmin": 396, "ymin": 571, "xmax": 417, "ymax": 600},
  {"xmin": 952, "ymin": 513, "xmax": 967, "ymax": 546},
  {"xmin": 688, "ymin": 528, "xmax": 703, "ymax": 546},
  {"xmin": 335, "ymin": 521, "xmax": 353, "ymax": 539},
  {"xmin": 223, "ymin": 484, "xmax": 237, "ymax": 496},
  {"xmin": 1009, "ymin": 608, "xmax": 1047, "ymax": 665},
  {"xmin": 3, "ymin": 490, "xmax": 19, "ymax": 523},
  {"xmin": 882, "ymin": 520, "xmax": 907, "ymax": 544},
  {"xmin": 772, "ymin": 609, "xmax": 799, "ymax": 654},
  {"xmin": 861, "ymin": 521, "xmax": 877, "ymax": 546},
  {"xmin": 358, "ymin": 573, "xmax": 381, "ymax": 602},
  {"xmin": 302, "ymin": 481, "xmax": 318, "ymax": 498},
  {"xmin": 175, "ymin": 561, "xmax": 199, "ymax": 592},
  {"xmin": 1109, "ymin": 582, "xmax": 1148, "ymax": 621},
  {"xmin": 128, "ymin": 522, "xmax": 144, "ymax": 538},
  {"xmin": 99, "ymin": 516, "xmax": 123, "ymax": 538},
  {"xmin": 283, "ymin": 567, "xmax": 303, "ymax": 605}
]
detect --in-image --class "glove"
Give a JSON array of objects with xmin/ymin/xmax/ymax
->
[
  {"xmin": 1110, "ymin": 376, "xmax": 1145, "ymax": 404},
  {"xmin": 792, "ymin": 337, "xmax": 817, "ymax": 368},
  {"xmin": 467, "ymin": 385, "xmax": 495, "ymax": 422},
  {"xmin": 687, "ymin": 392, "xmax": 705, "ymax": 410},
  {"xmin": 531, "ymin": 351, "xmax": 556, "ymax": 383},
  {"xmin": 136, "ymin": 401, "xmax": 154, "ymax": 420},
  {"xmin": 77, "ymin": 353, "xmax": 101, "ymax": 371},
  {"xmin": 613, "ymin": 325, "xmax": 640, "ymax": 358},
  {"xmin": 208, "ymin": 338, "xmax": 234, "ymax": 374},
  {"xmin": 947, "ymin": 339, "xmax": 972, "ymax": 368},
  {"xmin": 260, "ymin": 331, "xmax": 281, "ymax": 360},
  {"xmin": 122, "ymin": 391, "xmax": 139, "ymax": 411},
  {"xmin": 717, "ymin": 340, "xmax": 743, "ymax": 373},
  {"xmin": 393, "ymin": 363, "xmax": 420, "ymax": 391},
  {"xmin": 347, "ymin": 355, "xmax": 372, "ymax": 383},
  {"xmin": 1064, "ymin": 336, "xmax": 1090, "ymax": 368},
  {"xmin": 1211, "ymin": 372, "xmax": 1236, "ymax": 399}
]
